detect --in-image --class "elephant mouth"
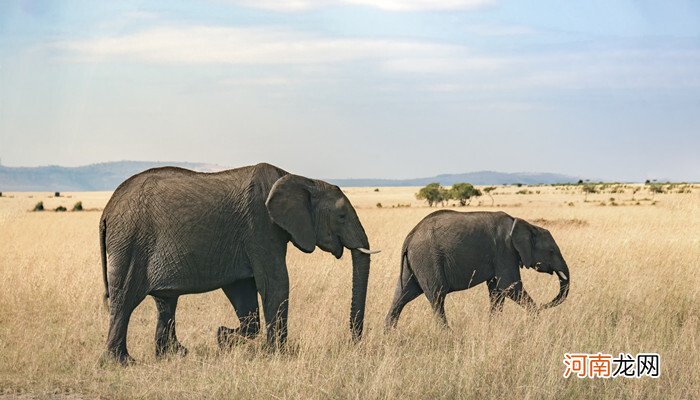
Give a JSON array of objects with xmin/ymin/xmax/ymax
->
[{"xmin": 318, "ymin": 235, "xmax": 344, "ymax": 259}]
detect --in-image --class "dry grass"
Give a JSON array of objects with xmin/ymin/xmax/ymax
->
[{"xmin": 0, "ymin": 185, "xmax": 698, "ymax": 399}]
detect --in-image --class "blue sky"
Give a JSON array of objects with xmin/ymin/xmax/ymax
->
[{"xmin": 1, "ymin": 0, "xmax": 698, "ymax": 181}]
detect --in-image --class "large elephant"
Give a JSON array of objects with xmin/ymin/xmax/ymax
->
[
  {"xmin": 385, "ymin": 210, "xmax": 569, "ymax": 328},
  {"xmin": 99, "ymin": 163, "xmax": 377, "ymax": 364}
]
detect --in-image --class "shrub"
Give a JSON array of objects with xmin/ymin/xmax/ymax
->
[
  {"xmin": 631, "ymin": 187, "xmax": 641, "ymax": 200},
  {"xmin": 54, "ymin": 192, "xmax": 61, "ymax": 197},
  {"xmin": 373, "ymin": 188, "xmax": 379, "ymax": 192},
  {"xmin": 648, "ymin": 184, "xmax": 665, "ymax": 194},
  {"xmin": 0, "ymin": 192, "xmax": 3, "ymax": 197},
  {"xmin": 72, "ymin": 201, "xmax": 83, "ymax": 211},
  {"xmin": 483, "ymin": 186, "xmax": 496, "ymax": 206},
  {"xmin": 450, "ymin": 183, "xmax": 481, "ymax": 206},
  {"xmin": 582, "ymin": 184, "xmax": 598, "ymax": 201},
  {"xmin": 33, "ymin": 201, "xmax": 44, "ymax": 211},
  {"xmin": 582, "ymin": 184, "xmax": 598, "ymax": 193},
  {"xmin": 55, "ymin": 206, "xmax": 67, "ymax": 212},
  {"xmin": 416, "ymin": 183, "xmax": 445, "ymax": 207},
  {"xmin": 438, "ymin": 187, "xmax": 451, "ymax": 206}
]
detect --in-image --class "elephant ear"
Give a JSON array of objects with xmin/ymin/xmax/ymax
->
[
  {"xmin": 511, "ymin": 218, "xmax": 534, "ymax": 268},
  {"xmin": 266, "ymin": 174, "xmax": 316, "ymax": 253}
]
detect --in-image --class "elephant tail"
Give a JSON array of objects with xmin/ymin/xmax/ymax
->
[
  {"xmin": 399, "ymin": 242, "xmax": 412, "ymax": 292},
  {"xmin": 100, "ymin": 218, "xmax": 109, "ymax": 309}
]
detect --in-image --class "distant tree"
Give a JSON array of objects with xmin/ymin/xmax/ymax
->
[
  {"xmin": 416, "ymin": 183, "xmax": 443, "ymax": 207},
  {"xmin": 54, "ymin": 192, "xmax": 61, "ymax": 197},
  {"xmin": 577, "ymin": 179, "xmax": 584, "ymax": 185},
  {"xmin": 582, "ymin": 184, "xmax": 597, "ymax": 202},
  {"xmin": 438, "ymin": 186, "xmax": 451, "ymax": 206},
  {"xmin": 450, "ymin": 183, "xmax": 482, "ymax": 206},
  {"xmin": 72, "ymin": 201, "xmax": 83, "ymax": 211},
  {"xmin": 648, "ymin": 183, "xmax": 664, "ymax": 200},
  {"xmin": 483, "ymin": 186, "xmax": 496, "ymax": 206},
  {"xmin": 33, "ymin": 201, "xmax": 44, "ymax": 212}
]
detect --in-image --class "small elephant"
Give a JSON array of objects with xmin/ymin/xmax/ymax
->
[
  {"xmin": 100, "ymin": 163, "xmax": 378, "ymax": 364},
  {"xmin": 385, "ymin": 210, "xmax": 569, "ymax": 328}
]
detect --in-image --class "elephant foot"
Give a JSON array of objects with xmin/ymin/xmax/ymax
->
[
  {"xmin": 262, "ymin": 340, "xmax": 297, "ymax": 356},
  {"xmin": 217, "ymin": 326, "xmax": 256, "ymax": 349},
  {"xmin": 102, "ymin": 349, "xmax": 136, "ymax": 366},
  {"xmin": 384, "ymin": 316, "xmax": 399, "ymax": 331},
  {"xmin": 156, "ymin": 340, "xmax": 188, "ymax": 359}
]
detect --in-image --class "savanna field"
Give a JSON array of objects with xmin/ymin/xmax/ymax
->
[{"xmin": 0, "ymin": 185, "xmax": 698, "ymax": 399}]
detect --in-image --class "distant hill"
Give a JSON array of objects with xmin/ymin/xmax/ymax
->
[
  {"xmin": 327, "ymin": 171, "xmax": 580, "ymax": 187},
  {"xmin": 0, "ymin": 162, "xmax": 580, "ymax": 191},
  {"xmin": 0, "ymin": 161, "xmax": 226, "ymax": 191}
]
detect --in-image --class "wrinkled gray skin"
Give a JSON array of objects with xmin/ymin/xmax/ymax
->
[
  {"xmin": 385, "ymin": 210, "xmax": 569, "ymax": 328},
  {"xmin": 100, "ymin": 163, "xmax": 372, "ymax": 364}
]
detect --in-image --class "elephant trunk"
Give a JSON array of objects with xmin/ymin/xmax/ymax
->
[
  {"xmin": 540, "ymin": 265, "xmax": 569, "ymax": 310},
  {"xmin": 350, "ymin": 249, "xmax": 370, "ymax": 341}
]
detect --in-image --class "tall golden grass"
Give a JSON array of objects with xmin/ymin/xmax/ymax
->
[{"xmin": 0, "ymin": 185, "xmax": 698, "ymax": 399}]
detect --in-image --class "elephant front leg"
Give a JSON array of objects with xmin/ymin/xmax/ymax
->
[
  {"xmin": 487, "ymin": 278, "xmax": 506, "ymax": 314},
  {"xmin": 218, "ymin": 278, "xmax": 261, "ymax": 349},
  {"xmin": 505, "ymin": 280, "xmax": 537, "ymax": 313},
  {"xmin": 261, "ymin": 280, "xmax": 290, "ymax": 349},
  {"xmin": 246, "ymin": 243, "xmax": 290, "ymax": 350},
  {"xmin": 153, "ymin": 296, "xmax": 188, "ymax": 358}
]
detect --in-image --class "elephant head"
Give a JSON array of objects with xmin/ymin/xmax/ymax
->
[
  {"xmin": 265, "ymin": 174, "xmax": 377, "ymax": 340},
  {"xmin": 511, "ymin": 218, "xmax": 570, "ymax": 310}
]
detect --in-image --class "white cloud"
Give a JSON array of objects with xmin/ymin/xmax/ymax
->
[
  {"xmin": 221, "ymin": 77, "xmax": 296, "ymax": 86},
  {"xmin": 225, "ymin": 0, "xmax": 494, "ymax": 12},
  {"xmin": 54, "ymin": 25, "xmax": 700, "ymax": 91},
  {"xmin": 56, "ymin": 26, "xmax": 471, "ymax": 66},
  {"xmin": 382, "ymin": 56, "xmax": 511, "ymax": 73},
  {"xmin": 463, "ymin": 23, "xmax": 537, "ymax": 36}
]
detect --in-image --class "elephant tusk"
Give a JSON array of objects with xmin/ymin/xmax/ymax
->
[
  {"xmin": 357, "ymin": 247, "xmax": 381, "ymax": 254},
  {"xmin": 557, "ymin": 271, "xmax": 568, "ymax": 281}
]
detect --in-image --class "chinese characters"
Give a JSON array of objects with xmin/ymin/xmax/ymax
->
[{"xmin": 563, "ymin": 353, "xmax": 660, "ymax": 378}]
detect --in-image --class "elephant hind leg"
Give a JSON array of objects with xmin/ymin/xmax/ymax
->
[
  {"xmin": 105, "ymin": 292, "xmax": 145, "ymax": 365},
  {"xmin": 153, "ymin": 296, "xmax": 188, "ymax": 358},
  {"xmin": 218, "ymin": 278, "xmax": 261, "ymax": 349},
  {"xmin": 104, "ymin": 252, "xmax": 148, "ymax": 365},
  {"xmin": 385, "ymin": 273, "xmax": 423, "ymax": 329},
  {"xmin": 424, "ymin": 289, "xmax": 448, "ymax": 327}
]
